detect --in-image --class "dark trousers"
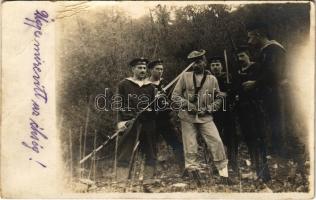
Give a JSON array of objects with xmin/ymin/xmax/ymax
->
[
  {"xmin": 237, "ymin": 100, "xmax": 271, "ymax": 181},
  {"xmin": 156, "ymin": 111, "xmax": 184, "ymax": 163},
  {"xmin": 117, "ymin": 119, "xmax": 157, "ymax": 180},
  {"xmin": 213, "ymin": 110, "xmax": 239, "ymax": 170},
  {"xmin": 264, "ymin": 88, "xmax": 306, "ymax": 168},
  {"xmin": 262, "ymin": 90, "xmax": 285, "ymax": 156}
]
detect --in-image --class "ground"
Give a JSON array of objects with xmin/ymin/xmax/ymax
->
[{"xmin": 72, "ymin": 141, "xmax": 310, "ymax": 193}]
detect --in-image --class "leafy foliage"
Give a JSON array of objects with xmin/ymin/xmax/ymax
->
[{"xmin": 57, "ymin": 3, "xmax": 310, "ymax": 166}]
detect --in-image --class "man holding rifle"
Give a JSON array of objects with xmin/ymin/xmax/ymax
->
[
  {"xmin": 115, "ymin": 57, "xmax": 157, "ymax": 192},
  {"xmin": 172, "ymin": 49, "xmax": 235, "ymax": 184}
]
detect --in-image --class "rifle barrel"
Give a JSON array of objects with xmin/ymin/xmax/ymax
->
[
  {"xmin": 79, "ymin": 130, "xmax": 120, "ymax": 164},
  {"xmin": 163, "ymin": 62, "xmax": 194, "ymax": 91},
  {"xmin": 224, "ymin": 49, "xmax": 230, "ymax": 84},
  {"xmin": 79, "ymin": 62, "xmax": 194, "ymax": 164}
]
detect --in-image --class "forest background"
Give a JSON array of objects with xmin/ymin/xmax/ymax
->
[{"xmin": 56, "ymin": 2, "xmax": 311, "ymax": 180}]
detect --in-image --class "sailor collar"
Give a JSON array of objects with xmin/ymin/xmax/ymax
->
[
  {"xmin": 260, "ymin": 40, "xmax": 285, "ymax": 52},
  {"xmin": 146, "ymin": 77, "xmax": 163, "ymax": 86},
  {"xmin": 240, "ymin": 62, "xmax": 255, "ymax": 72},
  {"xmin": 126, "ymin": 77, "xmax": 152, "ymax": 87}
]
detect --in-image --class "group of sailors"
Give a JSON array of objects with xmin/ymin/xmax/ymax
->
[{"xmin": 113, "ymin": 22, "xmax": 290, "ymax": 192}]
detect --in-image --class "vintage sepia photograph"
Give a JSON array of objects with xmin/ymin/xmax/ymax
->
[
  {"xmin": 1, "ymin": 0, "xmax": 314, "ymax": 198},
  {"xmin": 56, "ymin": 1, "xmax": 313, "ymax": 195}
]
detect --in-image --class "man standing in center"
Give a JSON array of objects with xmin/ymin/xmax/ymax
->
[{"xmin": 171, "ymin": 50, "xmax": 232, "ymax": 183}]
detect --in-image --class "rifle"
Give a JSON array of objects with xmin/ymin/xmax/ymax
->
[
  {"xmin": 163, "ymin": 62, "xmax": 194, "ymax": 92},
  {"xmin": 218, "ymin": 14, "xmax": 242, "ymax": 112},
  {"xmin": 227, "ymin": 27, "xmax": 238, "ymax": 52},
  {"xmin": 223, "ymin": 49, "xmax": 230, "ymax": 84},
  {"xmin": 79, "ymin": 62, "xmax": 195, "ymax": 164},
  {"xmin": 215, "ymin": 13, "xmax": 239, "ymax": 78},
  {"xmin": 125, "ymin": 61, "xmax": 196, "ymax": 183},
  {"xmin": 127, "ymin": 124, "xmax": 142, "ymax": 179},
  {"xmin": 79, "ymin": 108, "xmax": 142, "ymax": 164},
  {"xmin": 80, "ymin": 129, "xmax": 121, "ymax": 164}
]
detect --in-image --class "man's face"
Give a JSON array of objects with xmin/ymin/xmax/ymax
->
[
  {"xmin": 210, "ymin": 61, "xmax": 223, "ymax": 75},
  {"xmin": 150, "ymin": 65, "xmax": 164, "ymax": 79},
  {"xmin": 237, "ymin": 52, "xmax": 250, "ymax": 65},
  {"xmin": 132, "ymin": 64, "xmax": 147, "ymax": 80},
  {"xmin": 247, "ymin": 31, "xmax": 261, "ymax": 47},
  {"xmin": 193, "ymin": 57, "xmax": 207, "ymax": 73}
]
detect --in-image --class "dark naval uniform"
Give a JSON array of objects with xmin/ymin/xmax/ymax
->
[
  {"xmin": 256, "ymin": 41, "xmax": 286, "ymax": 156},
  {"xmin": 116, "ymin": 77, "xmax": 157, "ymax": 179},
  {"xmin": 151, "ymin": 78, "xmax": 184, "ymax": 166},
  {"xmin": 213, "ymin": 72, "xmax": 239, "ymax": 170},
  {"xmin": 236, "ymin": 62, "xmax": 271, "ymax": 182}
]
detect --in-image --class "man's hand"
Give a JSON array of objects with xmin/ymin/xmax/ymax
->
[
  {"xmin": 206, "ymin": 102, "xmax": 221, "ymax": 113},
  {"xmin": 197, "ymin": 108, "xmax": 207, "ymax": 116},
  {"xmin": 187, "ymin": 102, "xmax": 198, "ymax": 115},
  {"xmin": 117, "ymin": 119, "xmax": 134, "ymax": 133},
  {"xmin": 242, "ymin": 80, "xmax": 256, "ymax": 91},
  {"xmin": 155, "ymin": 91, "xmax": 167, "ymax": 98},
  {"xmin": 117, "ymin": 121, "xmax": 128, "ymax": 131}
]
